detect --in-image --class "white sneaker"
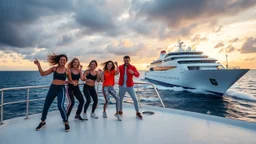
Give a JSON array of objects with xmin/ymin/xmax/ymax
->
[
  {"xmin": 91, "ymin": 113, "xmax": 98, "ymax": 119},
  {"xmin": 103, "ymin": 112, "xmax": 107, "ymax": 118},
  {"xmin": 114, "ymin": 113, "xmax": 122, "ymax": 121},
  {"xmin": 83, "ymin": 113, "xmax": 88, "ymax": 120}
]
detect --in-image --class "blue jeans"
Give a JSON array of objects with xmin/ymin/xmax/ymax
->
[{"xmin": 119, "ymin": 86, "xmax": 139, "ymax": 112}]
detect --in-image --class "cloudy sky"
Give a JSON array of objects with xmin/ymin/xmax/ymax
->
[{"xmin": 0, "ymin": 0, "xmax": 256, "ymax": 70}]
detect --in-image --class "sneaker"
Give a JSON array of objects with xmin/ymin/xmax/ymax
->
[
  {"xmin": 103, "ymin": 112, "xmax": 107, "ymax": 118},
  {"xmin": 36, "ymin": 122, "xmax": 46, "ymax": 131},
  {"xmin": 118, "ymin": 111, "xmax": 123, "ymax": 115},
  {"xmin": 65, "ymin": 123, "xmax": 70, "ymax": 132},
  {"xmin": 83, "ymin": 113, "xmax": 88, "ymax": 120},
  {"xmin": 91, "ymin": 113, "xmax": 98, "ymax": 119},
  {"xmin": 114, "ymin": 113, "xmax": 122, "ymax": 121},
  {"xmin": 136, "ymin": 112, "xmax": 143, "ymax": 120},
  {"xmin": 75, "ymin": 115, "xmax": 85, "ymax": 121}
]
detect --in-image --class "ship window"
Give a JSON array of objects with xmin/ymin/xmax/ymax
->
[
  {"xmin": 178, "ymin": 60, "xmax": 217, "ymax": 64},
  {"xmin": 209, "ymin": 78, "xmax": 218, "ymax": 86}
]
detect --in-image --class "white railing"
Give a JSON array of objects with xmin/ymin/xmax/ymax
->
[{"xmin": 0, "ymin": 82, "xmax": 165, "ymax": 125}]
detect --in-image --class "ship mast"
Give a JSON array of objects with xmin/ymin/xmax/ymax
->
[
  {"xmin": 175, "ymin": 38, "xmax": 186, "ymax": 51},
  {"xmin": 225, "ymin": 47, "xmax": 229, "ymax": 69}
]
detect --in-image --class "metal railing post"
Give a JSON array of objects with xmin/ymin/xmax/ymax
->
[
  {"xmin": 151, "ymin": 84, "xmax": 165, "ymax": 108},
  {"xmin": 136, "ymin": 84, "xmax": 142, "ymax": 108},
  {"xmin": 25, "ymin": 89, "xmax": 30, "ymax": 119},
  {"xmin": 0, "ymin": 91, "xmax": 4, "ymax": 125}
]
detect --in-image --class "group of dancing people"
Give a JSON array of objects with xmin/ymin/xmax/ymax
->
[{"xmin": 34, "ymin": 54, "xmax": 143, "ymax": 132}]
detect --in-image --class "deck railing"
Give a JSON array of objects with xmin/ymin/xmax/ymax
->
[{"xmin": 0, "ymin": 82, "xmax": 165, "ymax": 125}]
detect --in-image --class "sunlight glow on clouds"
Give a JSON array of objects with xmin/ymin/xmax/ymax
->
[{"xmin": 0, "ymin": 0, "xmax": 256, "ymax": 70}]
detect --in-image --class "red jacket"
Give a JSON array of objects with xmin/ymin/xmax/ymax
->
[{"xmin": 118, "ymin": 64, "xmax": 140, "ymax": 87}]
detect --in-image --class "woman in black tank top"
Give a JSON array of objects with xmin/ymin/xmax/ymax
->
[
  {"xmin": 66, "ymin": 58, "xmax": 85, "ymax": 121},
  {"xmin": 81, "ymin": 60, "xmax": 102, "ymax": 119},
  {"xmin": 34, "ymin": 54, "xmax": 71, "ymax": 132}
]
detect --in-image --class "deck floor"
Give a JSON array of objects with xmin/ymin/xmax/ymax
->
[{"xmin": 0, "ymin": 104, "xmax": 256, "ymax": 144}]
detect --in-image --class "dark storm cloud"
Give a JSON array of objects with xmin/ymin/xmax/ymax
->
[
  {"xmin": 134, "ymin": 0, "xmax": 256, "ymax": 27},
  {"xmin": 0, "ymin": 0, "xmax": 74, "ymax": 48},
  {"xmin": 74, "ymin": 2, "xmax": 115, "ymax": 32},
  {"xmin": 240, "ymin": 37, "xmax": 256, "ymax": 53},
  {"xmin": 57, "ymin": 34, "xmax": 74, "ymax": 46}
]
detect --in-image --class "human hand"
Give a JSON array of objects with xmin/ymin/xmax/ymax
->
[
  {"xmin": 128, "ymin": 69, "xmax": 134, "ymax": 74},
  {"xmin": 73, "ymin": 82, "xmax": 78, "ymax": 86},
  {"xmin": 34, "ymin": 59, "xmax": 40, "ymax": 66},
  {"xmin": 98, "ymin": 69, "xmax": 102, "ymax": 74}
]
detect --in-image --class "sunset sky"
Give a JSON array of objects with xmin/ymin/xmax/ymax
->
[{"xmin": 0, "ymin": 0, "xmax": 256, "ymax": 70}]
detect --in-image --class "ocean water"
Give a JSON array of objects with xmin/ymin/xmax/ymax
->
[{"xmin": 0, "ymin": 70, "xmax": 255, "ymax": 122}]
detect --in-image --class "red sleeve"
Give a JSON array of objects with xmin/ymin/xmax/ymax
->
[{"xmin": 133, "ymin": 66, "xmax": 140, "ymax": 77}]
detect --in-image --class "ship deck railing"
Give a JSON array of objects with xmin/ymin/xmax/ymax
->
[{"xmin": 0, "ymin": 82, "xmax": 165, "ymax": 125}]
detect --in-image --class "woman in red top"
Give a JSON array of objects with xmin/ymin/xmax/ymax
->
[{"xmin": 101, "ymin": 60, "xmax": 121, "ymax": 121}]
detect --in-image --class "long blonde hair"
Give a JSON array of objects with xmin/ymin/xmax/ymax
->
[{"xmin": 67, "ymin": 58, "xmax": 80, "ymax": 69}]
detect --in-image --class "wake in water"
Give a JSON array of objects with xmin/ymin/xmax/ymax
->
[
  {"xmin": 225, "ymin": 90, "xmax": 256, "ymax": 102},
  {"xmin": 144, "ymin": 82, "xmax": 256, "ymax": 102},
  {"xmin": 148, "ymin": 84, "xmax": 213, "ymax": 95}
]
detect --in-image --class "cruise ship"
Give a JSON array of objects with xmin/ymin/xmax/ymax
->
[{"xmin": 145, "ymin": 40, "xmax": 249, "ymax": 95}]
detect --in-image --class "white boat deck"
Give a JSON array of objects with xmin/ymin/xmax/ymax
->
[{"xmin": 0, "ymin": 104, "xmax": 256, "ymax": 144}]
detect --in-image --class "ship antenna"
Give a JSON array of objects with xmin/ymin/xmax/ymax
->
[
  {"xmin": 225, "ymin": 47, "xmax": 228, "ymax": 69},
  {"xmin": 176, "ymin": 38, "xmax": 185, "ymax": 51}
]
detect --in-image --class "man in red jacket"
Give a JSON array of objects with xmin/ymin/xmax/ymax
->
[{"xmin": 118, "ymin": 56, "xmax": 143, "ymax": 119}]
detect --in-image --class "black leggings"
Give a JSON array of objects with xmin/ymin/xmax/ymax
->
[
  {"xmin": 41, "ymin": 84, "xmax": 67, "ymax": 122},
  {"xmin": 83, "ymin": 84, "xmax": 98, "ymax": 113},
  {"xmin": 66, "ymin": 84, "xmax": 84, "ymax": 117}
]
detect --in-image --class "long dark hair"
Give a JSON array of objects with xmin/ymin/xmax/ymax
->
[
  {"xmin": 87, "ymin": 60, "xmax": 98, "ymax": 68},
  {"xmin": 47, "ymin": 53, "xmax": 68, "ymax": 66},
  {"xmin": 67, "ymin": 58, "xmax": 80, "ymax": 69},
  {"xmin": 102, "ymin": 60, "xmax": 115, "ymax": 71}
]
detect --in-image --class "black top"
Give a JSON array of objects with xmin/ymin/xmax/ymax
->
[
  {"xmin": 53, "ymin": 67, "xmax": 66, "ymax": 81},
  {"xmin": 71, "ymin": 70, "xmax": 80, "ymax": 80},
  {"xmin": 86, "ymin": 71, "xmax": 97, "ymax": 81}
]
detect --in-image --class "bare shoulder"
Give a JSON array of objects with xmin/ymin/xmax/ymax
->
[
  {"xmin": 66, "ymin": 68, "xmax": 70, "ymax": 74},
  {"xmin": 84, "ymin": 69, "xmax": 89, "ymax": 74},
  {"xmin": 51, "ymin": 66, "xmax": 57, "ymax": 72}
]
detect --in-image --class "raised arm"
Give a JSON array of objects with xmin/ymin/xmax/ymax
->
[
  {"xmin": 114, "ymin": 61, "xmax": 119, "ymax": 75},
  {"xmin": 79, "ymin": 65, "xmax": 83, "ymax": 80},
  {"xmin": 34, "ymin": 59, "xmax": 54, "ymax": 76},
  {"xmin": 81, "ymin": 70, "xmax": 88, "ymax": 81},
  {"xmin": 100, "ymin": 71, "xmax": 104, "ymax": 82},
  {"xmin": 96, "ymin": 69, "xmax": 102, "ymax": 82},
  {"xmin": 133, "ymin": 66, "xmax": 140, "ymax": 78}
]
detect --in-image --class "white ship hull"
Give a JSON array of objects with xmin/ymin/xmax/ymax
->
[{"xmin": 145, "ymin": 69, "xmax": 249, "ymax": 95}]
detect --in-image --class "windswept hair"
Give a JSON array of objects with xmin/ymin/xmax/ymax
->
[
  {"xmin": 87, "ymin": 60, "xmax": 98, "ymax": 68},
  {"xmin": 67, "ymin": 58, "xmax": 80, "ymax": 69},
  {"xmin": 47, "ymin": 53, "xmax": 68, "ymax": 66},
  {"xmin": 102, "ymin": 60, "xmax": 115, "ymax": 71}
]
